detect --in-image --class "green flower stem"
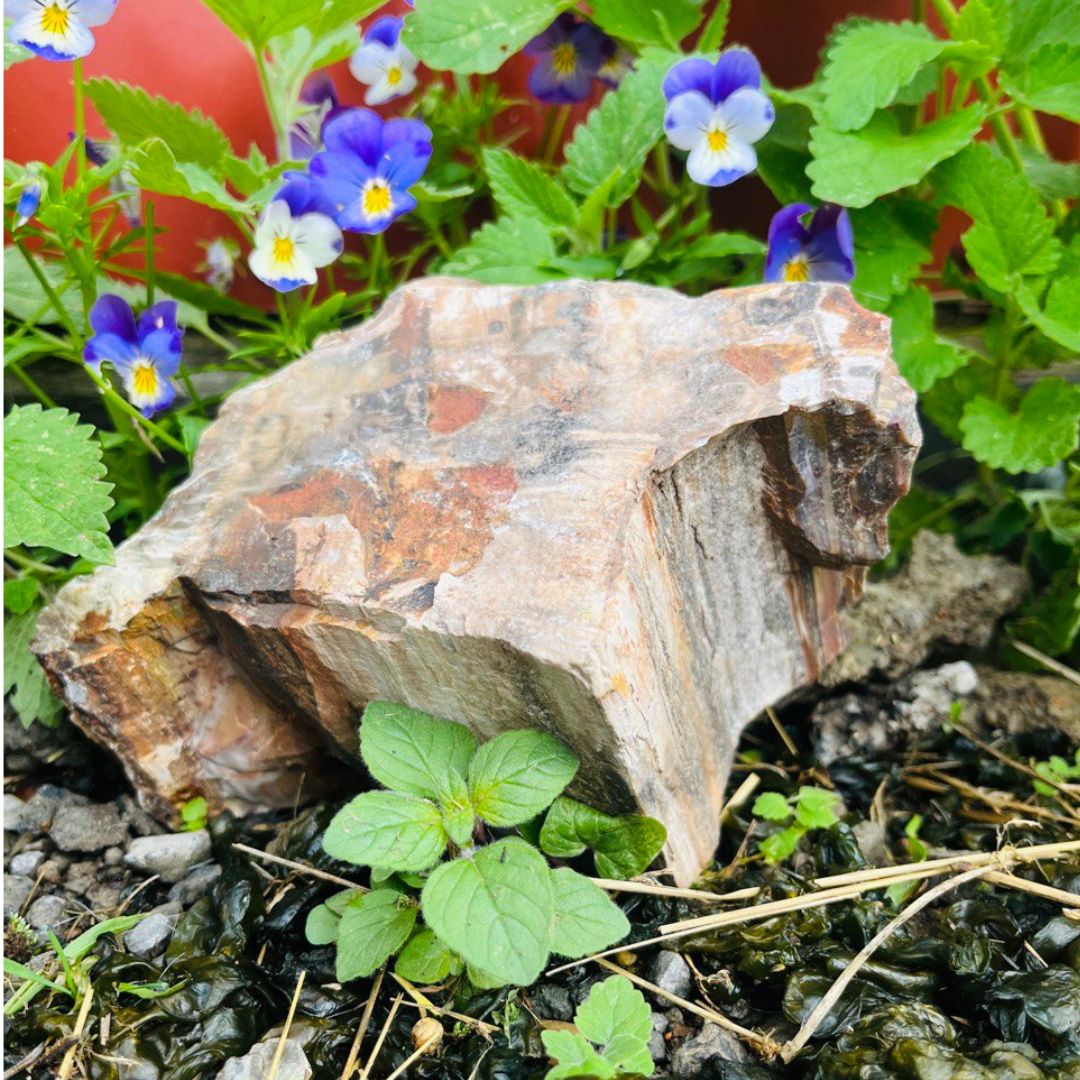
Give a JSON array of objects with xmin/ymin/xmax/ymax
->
[
  {"xmin": 14, "ymin": 241, "xmax": 80, "ymax": 341},
  {"xmin": 5, "ymin": 548, "xmax": 57, "ymax": 576},
  {"xmin": 73, "ymin": 59, "xmax": 87, "ymax": 180},
  {"xmin": 542, "ymin": 105, "xmax": 571, "ymax": 163},
  {"xmin": 8, "ymin": 363, "xmax": 58, "ymax": 409},
  {"xmin": 652, "ymin": 145, "xmax": 675, "ymax": 197},
  {"xmin": 254, "ymin": 48, "xmax": 290, "ymax": 162},
  {"xmin": 144, "ymin": 201, "xmax": 156, "ymax": 307},
  {"xmin": 178, "ymin": 367, "xmax": 208, "ymax": 418}
]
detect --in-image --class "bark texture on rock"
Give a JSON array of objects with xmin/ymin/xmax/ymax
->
[{"xmin": 35, "ymin": 278, "xmax": 920, "ymax": 884}]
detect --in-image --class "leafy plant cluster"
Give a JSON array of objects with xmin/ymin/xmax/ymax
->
[
  {"xmin": 305, "ymin": 702, "xmax": 665, "ymax": 988},
  {"xmin": 751, "ymin": 786, "xmax": 842, "ymax": 863}
]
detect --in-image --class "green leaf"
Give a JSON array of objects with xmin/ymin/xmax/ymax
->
[
  {"xmin": 468, "ymin": 729, "xmax": 578, "ymax": 826},
  {"xmin": 760, "ymin": 825, "xmax": 804, "ymax": 863},
  {"xmin": 322, "ymin": 790, "xmax": 447, "ymax": 871},
  {"xmin": 960, "ymin": 379, "xmax": 1080, "ymax": 475},
  {"xmin": 3, "ymin": 249, "xmax": 82, "ymax": 325},
  {"xmin": 562, "ymin": 51, "xmax": 676, "ymax": 207},
  {"xmin": 395, "ymin": 928, "xmax": 457, "ymax": 983},
  {"xmin": 201, "ymin": 0, "xmax": 382, "ymax": 49},
  {"xmin": 888, "ymin": 286, "xmax": 969, "ymax": 392},
  {"xmin": 85, "ymin": 79, "xmax": 232, "ymax": 168},
  {"xmin": 934, "ymin": 144, "xmax": 1060, "ymax": 291},
  {"xmin": 360, "ymin": 700, "xmax": 477, "ymax": 799},
  {"xmin": 793, "ymin": 787, "xmax": 841, "ymax": 829},
  {"xmin": 437, "ymin": 769, "xmax": 475, "ymax": 848},
  {"xmin": 807, "ymin": 105, "xmax": 986, "ymax": 208},
  {"xmin": 3, "ymin": 609, "xmax": 62, "ymax": 729},
  {"xmin": 576, "ymin": 974, "xmax": 652, "ymax": 1046},
  {"xmin": 1001, "ymin": 43, "xmax": 1080, "ymax": 122},
  {"xmin": 1015, "ymin": 143, "xmax": 1080, "ymax": 201},
  {"xmin": 541, "ymin": 1029, "xmax": 615, "ymax": 1080},
  {"xmin": 849, "ymin": 199, "xmax": 935, "ymax": 311},
  {"xmin": 1004, "ymin": 0, "xmax": 1080, "ymax": 65},
  {"xmin": 752, "ymin": 792, "xmax": 793, "ymax": 822},
  {"xmin": 540, "ymin": 796, "xmax": 605, "ymax": 858},
  {"xmin": 4, "ymin": 577, "xmax": 39, "ymax": 616},
  {"xmin": 603, "ymin": 1034, "xmax": 655, "ymax": 1078},
  {"xmin": 4, "ymin": 405, "xmax": 113, "ymax": 564},
  {"xmin": 755, "ymin": 103, "xmax": 815, "ymax": 205},
  {"xmin": 549, "ymin": 868, "xmax": 629, "ymax": 959},
  {"xmin": 697, "ymin": 0, "xmax": 731, "ymax": 52},
  {"xmin": 440, "ymin": 216, "xmax": 563, "ymax": 285},
  {"xmin": 953, "ymin": 0, "xmax": 1009, "ymax": 56},
  {"xmin": 592, "ymin": 817, "xmax": 666, "ymax": 880},
  {"xmin": 482, "ymin": 148, "xmax": 577, "ymax": 230},
  {"xmin": 305, "ymin": 902, "xmax": 342, "ymax": 945},
  {"xmin": 819, "ymin": 20, "xmax": 954, "ymax": 132},
  {"xmin": 335, "ymin": 889, "xmax": 418, "ymax": 981},
  {"xmin": 403, "ymin": 0, "xmax": 566, "ymax": 74},
  {"xmin": 421, "ymin": 837, "xmax": 554, "ymax": 985},
  {"xmin": 1019, "ymin": 237, "xmax": 1080, "ymax": 352},
  {"xmin": 588, "ymin": 0, "xmax": 701, "ymax": 48},
  {"xmin": 132, "ymin": 139, "xmax": 252, "ymax": 214}
]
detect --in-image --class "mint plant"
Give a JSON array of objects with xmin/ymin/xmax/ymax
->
[
  {"xmin": 752, "ymin": 786, "xmax": 842, "ymax": 864},
  {"xmin": 541, "ymin": 974, "xmax": 655, "ymax": 1080},
  {"xmin": 307, "ymin": 702, "xmax": 662, "ymax": 987}
]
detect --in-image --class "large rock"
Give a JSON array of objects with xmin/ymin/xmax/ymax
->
[{"xmin": 35, "ymin": 279, "xmax": 918, "ymax": 884}]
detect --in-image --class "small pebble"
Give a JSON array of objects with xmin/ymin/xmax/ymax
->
[
  {"xmin": 125, "ymin": 829, "xmax": 212, "ymax": 882},
  {"xmin": 168, "ymin": 862, "xmax": 222, "ymax": 906},
  {"xmin": 26, "ymin": 894, "xmax": 68, "ymax": 935},
  {"xmin": 38, "ymin": 858, "xmax": 67, "ymax": 886},
  {"xmin": 216, "ymin": 1038, "xmax": 312, "ymax": 1080},
  {"xmin": 122, "ymin": 912, "xmax": 177, "ymax": 959},
  {"xmin": 648, "ymin": 950, "xmax": 693, "ymax": 1000},
  {"xmin": 49, "ymin": 800, "xmax": 128, "ymax": 853},
  {"xmin": 64, "ymin": 861, "xmax": 99, "ymax": 897},
  {"xmin": 103, "ymin": 846, "xmax": 125, "ymax": 867},
  {"xmin": 4, "ymin": 794, "xmax": 30, "ymax": 834},
  {"xmin": 670, "ymin": 1022, "xmax": 750, "ymax": 1078},
  {"xmin": 9, "ymin": 850, "xmax": 45, "ymax": 878},
  {"xmin": 649, "ymin": 1012, "xmax": 669, "ymax": 1062},
  {"xmin": 3, "ymin": 874, "xmax": 33, "ymax": 918}
]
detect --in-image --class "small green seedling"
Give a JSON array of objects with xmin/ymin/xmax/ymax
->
[
  {"xmin": 179, "ymin": 796, "xmax": 207, "ymax": 832},
  {"xmin": 1033, "ymin": 749, "xmax": 1080, "ymax": 797},
  {"xmin": 886, "ymin": 814, "xmax": 929, "ymax": 907},
  {"xmin": 308, "ymin": 702, "xmax": 666, "ymax": 988},
  {"xmin": 541, "ymin": 975, "xmax": 654, "ymax": 1079},
  {"xmin": 752, "ymin": 786, "xmax": 842, "ymax": 864}
]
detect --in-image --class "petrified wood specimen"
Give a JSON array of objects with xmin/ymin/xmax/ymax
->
[{"xmin": 35, "ymin": 278, "xmax": 920, "ymax": 884}]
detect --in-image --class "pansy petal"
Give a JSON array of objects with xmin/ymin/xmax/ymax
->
[
  {"xmin": 137, "ymin": 300, "xmax": 179, "ymax": 340},
  {"xmin": 249, "ymin": 242, "xmax": 317, "ymax": 292},
  {"xmin": 717, "ymin": 86, "xmax": 774, "ymax": 144},
  {"xmin": 139, "ymin": 328, "xmax": 183, "ymax": 375},
  {"xmin": 570, "ymin": 21, "xmax": 608, "ymax": 72},
  {"xmin": 662, "ymin": 58, "xmax": 714, "ymax": 102},
  {"xmin": 84, "ymin": 331, "xmax": 137, "ymax": 368},
  {"xmin": 276, "ymin": 171, "xmax": 335, "ymax": 217},
  {"xmin": 300, "ymin": 70, "xmax": 338, "ymax": 107},
  {"xmin": 73, "ymin": 0, "xmax": 118, "ymax": 27},
  {"xmin": 686, "ymin": 134, "xmax": 756, "ymax": 187},
  {"xmin": 805, "ymin": 205, "xmax": 855, "ymax": 281},
  {"xmin": 523, "ymin": 12, "xmax": 574, "ymax": 56},
  {"xmin": 89, "ymin": 294, "xmax": 137, "ymax": 343},
  {"xmin": 253, "ymin": 198, "xmax": 293, "ymax": 246},
  {"xmin": 349, "ymin": 40, "xmax": 394, "ymax": 84},
  {"xmin": 294, "ymin": 212, "xmax": 344, "ymax": 267},
  {"xmin": 365, "ymin": 15, "xmax": 402, "ymax": 48},
  {"xmin": 364, "ymin": 67, "xmax": 418, "ymax": 105},
  {"xmin": 379, "ymin": 137, "xmax": 432, "ymax": 190},
  {"xmin": 765, "ymin": 202, "xmax": 813, "ymax": 281},
  {"xmin": 711, "ymin": 47, "xmax": 762, "ymax": 102},
  {"xmin": 807, "ymin": 258, "xmax": 854, "ymax": 283},
  {"xmin": 663, "ymin": 91, "xmax": 713, "ymax": 151},
  {"xmin": 121, "ymin": 361, "xmax": 176, "ymax": 417},
  {"xmin": 322, "ymin": 108, "xmax": 384, "ymax": 168},
  {"xmin": 528, "ymin": 57, "xmax": 591, "ymax": 104},
  {"xmin": 11, "ymin": 9, "xmax": 95, "ymax": 60},
  {"xmin": 382, "ymin": 117, "xmax": 433, "ymax": 150}
]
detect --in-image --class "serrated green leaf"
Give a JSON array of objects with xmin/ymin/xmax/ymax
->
[
  {"xmin": 1015, "ymin": 143, "xmax": 1080, "ymax": 202},
  {"xmin": 960, "ymin": 379, "xmax": 1080, "ymax": 475},
  {"xmin": 1004, "ymin": 0, "xmax": 1080, "ymax": 65},
  {"xmin": 752, "ymin": 792, "xmax": 793, "ymax": 822},
  {"xmin": 849, "ymin": 199, "xmax": 934, "ymax": 311},
  {"xmin": 441, "ymin": 216, "xmax": 563, "ymax": 284},
  {"xmin": 935, "ymin": 144, "xmax": 1060, "ymax": 292},
  {"xmin": 85, "ymin": 79, "xmax": 232, "ymax": 168},
  {"xmin": 438, "ymin": 769, "xmax": 475, "ymax": 848},
  {"xmin": 603, "ymin": 1033, "xmax": 655, "ymax": 1077},
  {"xmin": 131, "ymin": 139, "xmax": 251, "ymax": 214},
  {"xmin": 889, "ymin": 286, "xmax": 969, "ymax": 392},
  {"xmin": 541, "ymin": 1029, "xmax": 616, "ymax": 1080},
  {"xmin": 807, "ymin": 105, "xmax": 986, "ymax": 208},
  {"xmin": 540, "ymin": 796, "xmax": 608, "ymax": 858},
  {"xmin": 468, "ymin": 730, "xmax": 578, "ymax": 826},
  {"xmin": 576, "ymin": 974, "xmax": 652, "ymax": 1046},
  {"xmin": 395, "ymin": 928, "xmax": 457, "ymax": 983},
  {"xmin": 4, "ymin": 577, "xmax": 38, "ymax": 616},
  {"xmin": 697, "ymin": 0, "xmax": 731, "ymax": 52},
  {"xmin": 3, "ymin": 249, "xmax": 82, "ymax": 327},
  {"xmin": 820, "ymin": 20, "xmax": 951, "ymax": 132},
  {"xmin": 335, "ymin": 889, "xmax": 417, "ymax": 981},
  {"xmin": 4, "ymin": 405, "xmax": 113, "ymax": 564},
  {"xmin": 482, "ymin": 148, "xmax": 577, "ymax": 230},
  {"xmin": 1019, "ymin": 237, "xmax": 1080, "ymax": 352},
  {"xmin": 588, "ymin": 0, "xmax": 701, "ymax": 48},
  {"xmin": 421, "ymin": 837, "xmax": 554, "ymax": 985},
  {"xmin": 360, "ymin": 700, "xmax": 477, "ymax": 799},
  {"xmin": 562, "ymin": 51, "xmax": 676, "ymax": 206},
  {"xmin": 3, "ymin": 608, "xmax": 62, "ymax": 729},
  {"xmin": 1001, "ymin": 42, "xmax": 1080, "ymax": 122},
  {"xmin": 202, "ymin": 0, "xmax": 382, "ymax": 48},
  {"xmin": 323, "ymin": 790, "xmax": 447, "ymax": 871},
  {"xmin": 549, "ymin": 868, "xmax": 629, "ymax": 959},
  {"xmin": 793, "ymin": 787, "xmax": 841, "ymax": 829},
  {"xmin": 954, "ymin": 0, "xmax": 1009, "ymax": 56},
  {"xmin": 760, "ymin": 825, "xmax": 804, "ymax": 863},
  {"xmin": 593, "ymin": 816, "xmax": 666, "ymax": 880},
  {"xmin": 403, "ymin": 0, "xmax": 566, "ymax": 74}
]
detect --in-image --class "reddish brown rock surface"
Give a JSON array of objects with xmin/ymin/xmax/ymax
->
[{"xmin": 35, "ymin": 278, "xmax": 920, "ymax": 884}]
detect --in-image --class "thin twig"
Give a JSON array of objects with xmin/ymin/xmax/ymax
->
[
  {"xmin": 391, "ymin": 974, "xmax": 499, "ymax": 1036},
  {"xmin": 594, "ymin": 958, "xmax": 780, "ymax": 1057},
  {"xmin": 765, "ymin": 707, "xmax": 798, "ymax": 758},
  {"xmin": 340, "ymin": 969, "xmax": 385, "ymax": 1080},
  {"xmin": 57, "ymin": 988, "xmax": 94, "ymax": 1080},
  {"xmin": 983, "ymin": 870, "xmax": 1080, "ymax": 907},
  {"xmin": 382, "ymin": 1034, "xmax": 441, "ymax": 1080},
  {"xmin": 266, "ymin": 970, "xmax": 306, "ymax": 1080},
  {"xmin": 779, "ymin": 865, "xmax": 991, "ymax": 1062},
  {"xmin": 232, "ymin": 843, "xmax": 365, "ymax": 891},
  {"xmin": 590, "ymin": 878, "xmax": 754, "ymax": 903},
  {"xmin": 720, "ymin": 774, "xmax": 760, "ymax": 821},
  {"xmin": 360, "ymin": 993, "xmax": 403, "ymax": 1080},
  {"xmin": 1011, "ymin": 640, "xmax": 1080, "ymax": 687}
]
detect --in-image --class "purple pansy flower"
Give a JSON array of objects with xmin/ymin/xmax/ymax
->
[
  {"xmin": 249, "ymin": 178, "xmax": 343, "ymax": 293},
  {"xmin": 7, "ymin": 0, "xmax": 118, "ymax": 61},
  {"xmin": 290, "ymin": 73, "xmax": 345, "ymax": 160},
  {"xmin": 14, "ymin": 178, "xmax": 42, "ymax": 227},
  {"xmin": 349, "ymin": 16, "xmax": 418, "ymax": 105},
  {"xmin": 84, "ymin": 295, "xmax": 182, "ymax": 417},
  {"xmin": 662, "ymin": 48, "xmax": 774, "ymax": 187},
  {"xmin": 309, "ymin": 108, "xmax": 432, "ymax": 234},
  {"xmin": 523, "ymin": 13, "xmax": 609, "ymax": 104},
  {"xmin": 764, "ymin": 203, "xmax": 855, "ymax": 284}
]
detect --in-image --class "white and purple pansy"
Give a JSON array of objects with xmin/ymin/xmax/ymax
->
[
  {"xmin": 308, "ymin": 108, "xmax": 432, "ymax": 235},
  {"xmin": 14, "ymin": 178, "xmax": 42, "ymax": 227},
  {"xmin": 290, "ymin": 73, "xmax": 345, "ymax": 160},
  {"xmin": 764, "ymin": 202, "xmax": 855, "ymax": 284},
  {"xmin": 84, "ymin": 295, "xmax": 182, "ymax": 417},
  {"xmin": 662, "ymin": 48, "xmax": 774, "ymax": 187},
  {"xmin": 349, "ymin": 16, "xmax": 418, "ymax": 106},
  {"xmin": 523, "ymin": 13, "xmax": 609, "ymax": 104},
  {"xmin": 248, "ymin": 179, "xmax": 343, "ymax": 293},
  {"xmin": 7, "ymin": 0, "xmax": 118, "ymax": 61}
]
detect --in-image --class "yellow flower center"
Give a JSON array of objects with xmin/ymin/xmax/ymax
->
[
  {"xmin": 553, "ymin": 43, "xmax": 577, "ymax": 75},
  {"xmin": 272, "ymin": 236, "xmax": 295, "ymax": 264},
  {"xmin": 40, "ymin": 3, "xmax": 69, "ymax": 34},
  {"xmin": 387, "ymin": 65, "xmax": 403, "ymax": 87},
  {"xmin": 363, "ymin": 181, "xmax": 392, "ymax": 218},
  {"xmin": 784, "ymin": 257, "xmax": 810, "ymax": 282},
  {"xmin": 131, "ymin": 362, "xmax": 159, "ymax": 398},
  {"xmin": 707, "ymin": 127, "xmax": 728, "ymax": 153}
]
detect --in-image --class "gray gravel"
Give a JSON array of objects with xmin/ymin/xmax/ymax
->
[
  {"xmin": 122, "ymin": 911, "xmax": 178, "ymax": 958},
  {"xmin": 50, "ymin": 800, "xmax": 129, "ymax": 852},
  {"xmin": 648, "ymin": 950, "xmax": 693, "ymax": 1000},
  {"xmin": 9, "ymin": 850, "xmax": 45, "ymax": 878},
  {"xmin": 26, "ymin": 893, "xmax": 67, "ymax": 934},
  {"xmin": 4, "ymin": 873, "xmax": 33, "ymax": 917},
  {"xmin": 670, "ymin": 1022, "xmax": 749, "ymax": 1078},
  {"xmin": 124, "ymin": 829, "xmax": 212, "ymax": 882},
  {"xmin": 168, "ymin": 862, "xmax": 222, "ymax": 906}
]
